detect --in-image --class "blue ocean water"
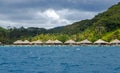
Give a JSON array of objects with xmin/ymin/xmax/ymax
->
[{"xmin": 0, "ymin": 46, "xmax": 120, "ymax": 73}]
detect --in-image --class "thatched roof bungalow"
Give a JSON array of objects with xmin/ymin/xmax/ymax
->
[
  {"xmin": 13, "ymin": 40, "xmax": 24, "ymax": 45},
  {"xmin": 77, "ymin": 39, "xmax": 92, "ymax": 45},
  {"xmin": 45, "ymin": 40, "xmax": 54, "ymax": 45},
  {"xmin": 94, "ymin": 39, "xmax": 108, "ymax": 45},
  {"xmin": 64, "ymin": 40, "xmax": 76, "ymax": 45},
  {"xmin": 22, "ymin": 40, "xmax": 30, "ymax": 45},
  {"xmin": 110, "ymin": 39, "xmax": 120, "ymax": 45},
  {"xmin": 31, "ymin": 40, "xmax": 43, "ymax": 45},
  {"xmin": 45, "ymin": 40, "xmax": 63, "ymax": 45},
  {"xmin": 53, "ymin": 40, "xmax": 63, "ymax": 45}
]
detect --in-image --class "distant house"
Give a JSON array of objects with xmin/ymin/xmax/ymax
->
[
  {"xmin": 45, "ymin": 40, "xmax": 54, "ymax": 45},
  {"xmin": 14, "ymin": 40, "xmax": 30, "ymax": 45},
  {"xmin": 77, "ymin": 39, "xmax": 92, "ymax": 45},
  {"xmin": 13, "ymin": 40, "xmax": 23, "ymax": 45},
  {"xmin": 53, "ymin": 40, "xmax": 63, "ymax": 45},
  {"xmin": 94, "ymin": 39, "xmax": 108, "ymax": 45},
  {"xmin": 31, "ymin": 40, "xmax": 43, "ymax": 45},
  {"xmin": 64, "ymin": 40, "xmax": 76, "ymax": 45},
  {"xmin": 22, "ymin": 40, "xmax": 30, "ymax": 45},
  {"xmin": 110, "ymin": 39, "xmax": 120, "ymax": 45}
]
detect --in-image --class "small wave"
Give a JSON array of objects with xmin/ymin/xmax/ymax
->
[
  {"xmin": 76, "ymin": 48, "xmax": 80, "ymax": 50},
  {"xmin": 102, "ymin": 56, "xmax": 107, "ymax": 58},
  {"xmin": 0, "ymin": 62, "xmax": 9, "ymax": 66},
  {"xmin": 0, "ymin": 62, "xmax": 17, "ymax": 66},
  {"xmin": 90, "ymin": 64, "xmax": 95, "ymax": 66},
  {"xmin": 8, "ymin": 70, "xmax": 24, "ymax": 72},
  {"xmin": 37, "ymin": 72, "xmax": 46, "ymax": 73},
  {"xmin": 70, "ymin": 64, "xmax": 80, "ymax": 67},
  {"xmin": 114, "ymin": 66, "xmax": 120, "ymax": 71},
  {"xmin": 28, "ymin": 56, "xmax": 38, "ymax": 59},
  {"xmin": 61, "ymin": 63, "xmax": 68, "ymax": 66},
  {"xmin": 61, "ymin": 63, "xmax": 80, "ymax": 67}
]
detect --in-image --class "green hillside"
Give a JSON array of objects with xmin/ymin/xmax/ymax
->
[
  {"xmin": 47, "ymin": 19, "xmax": 92, "ymax": 34},
  {"xmin": 49, "ymin": 2, "xmax": 120, "ymax": 34},
  {"xmin": 81, "ymin": 2, "xmax": 120, "ymax": 41},
  {"xmin": 46, "ymin": 2, "xmax": 120, "ymax": 41},
  {"xmin": 102, "ymin": 29, "xmax": 120, "ymax": 42}
]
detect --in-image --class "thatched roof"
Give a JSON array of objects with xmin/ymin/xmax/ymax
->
[
  {"xmin": 110, "ymin": 39, "xmax": 120, "ymax": 44},
  {"xmin": 14, "ymin": 40, "xmax": 30, "ymax": 44},
  {"xmin": 65, "ymin": 40, "xmax": 76, "ymax": 44},
  {"xmin": 53, "ymin": 40, "xmax": 62, "ymax": 44},
  {"xmin": 32, "ymin": 40, "xmax": 43, "ymax": 44},
  {"xmin": 45, "ymin": 40, "xmax": 54, "ymax": 43},
  {"xmin": 94, "ymin": 39, "xmax": 108, "ymax": 44},
  {"xmin": 23, "ymin": 40, "xmax": 30, "ymax": 44},
  {"xmin": 78, "ymin": 39, "xmax": 92, "ymax": 44},
  {"xmin": 14, "ymin": 40, "xmax": 23, "ymax": 44}
]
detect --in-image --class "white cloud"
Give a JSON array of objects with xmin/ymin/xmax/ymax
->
[
  {"xmin": 57, "ymin": 9, "xmax": 98, "ymax": 22},
  {"xmin": 0, "ymin": 8, "xmax": 99, "ymax": 29},
  {"xmin": 35, "ymin": 9, "xmax": 70, "ymax": 28},
  {"xmin": 43, "ymin": 9, "xmax": 60, "ymax": 20}
]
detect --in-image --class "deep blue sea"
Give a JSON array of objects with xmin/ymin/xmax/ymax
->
[{"xmin": 0, "ymin": 46, "xmax": 120, "ymax": 73}]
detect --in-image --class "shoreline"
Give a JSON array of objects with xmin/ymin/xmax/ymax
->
[{"xmin": 0, "ymin": 45, "xmax": 120, "ymax": 47}]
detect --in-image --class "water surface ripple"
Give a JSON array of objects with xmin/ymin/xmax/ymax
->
[{"xmin": 0, "ymin": 46, "xmax": 120, "ymax": 73}]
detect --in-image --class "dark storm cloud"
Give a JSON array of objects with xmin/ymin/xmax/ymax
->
[
  {"xmin": 0, "ymin": 0, "xmax": 119, "ymax": 28},
  {"xmin": 0, "ymin": 0, "xmax": 119, "ymax": 11}
]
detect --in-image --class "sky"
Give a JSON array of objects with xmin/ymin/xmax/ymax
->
[{"xmin": 0, "ymin": 0, "xmax": 120, "ymax": 29}]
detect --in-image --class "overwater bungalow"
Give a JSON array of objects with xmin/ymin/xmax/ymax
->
[
  {"xmin": 77, "ymin": 39, "xmax": 92, "ymax": 45},
  {"xmin": 64, "ymin": 40, "xmax": 76, "ymax": 45},
  {"xmin": 53, "ymin": 40, "xmax": 63, "ymax": 45},
  {"xmin": 45, "ymin": 40, "xmax": 54, "ymax": 45},
  {"xmin": 110, "ymin": 39, "xmax": 120, "ymax": 45},
  {"xmin": 22, "ymin": 40, "xmax": 30, "ymax": 45},
  {"xmin": 13, "ymin": 40, "xmax": 24, "ymax": 45},
  {"xmin": 94, "ymin": 39, "xmax": 108, "ymax": 45},
  {"xmin": 31, "ymin": 40, "xmax": 43, "ymax": 45}
]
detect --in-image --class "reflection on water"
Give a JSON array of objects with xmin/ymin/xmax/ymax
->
[{"xmin": 0, "ymin": 46, "xmax": 120, "ymax": 73}]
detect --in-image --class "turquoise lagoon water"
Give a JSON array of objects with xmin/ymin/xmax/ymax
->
[{"xmin": 0, "ymin": 46, "xmax": 120, "ymax": 73}]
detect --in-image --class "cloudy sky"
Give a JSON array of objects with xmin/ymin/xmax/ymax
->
[{"xmin": 0, "ymin": 0, "xmax": 120, "ymax": 29}]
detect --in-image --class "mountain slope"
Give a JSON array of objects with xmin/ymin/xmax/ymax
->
[
  {"xmin": 47, "ymin": 19, "xmax": 93, "ymax": 34},
  {"xmin": 46, "ymin": 2, "xmax": 120, "ymax": 41},
  {"xmin": 48, "ymin": 2, "xmax": 120, "ymax": 35},
  {"xmin": 84, "ymin": 2, "xmax": 120, "ymax": 41}
]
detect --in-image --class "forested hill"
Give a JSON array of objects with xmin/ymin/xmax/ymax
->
[
  {"xmin": 48, "ymin": 2, "xmax": 120, "ymax": 34},
  {"xmin": 47, "ymin": 20, "xmax": 92, "ymax": 34},
  {"xmin": 45, "ymin": 2, "xmax": 120, "ymax": 41},
  {"xmin": 0, "ymin": 27, "xmax": 47, "ymax": 44},
  {"xmin": 0, "ymin": 2, "xmax": 120, "ymax": 44}
]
